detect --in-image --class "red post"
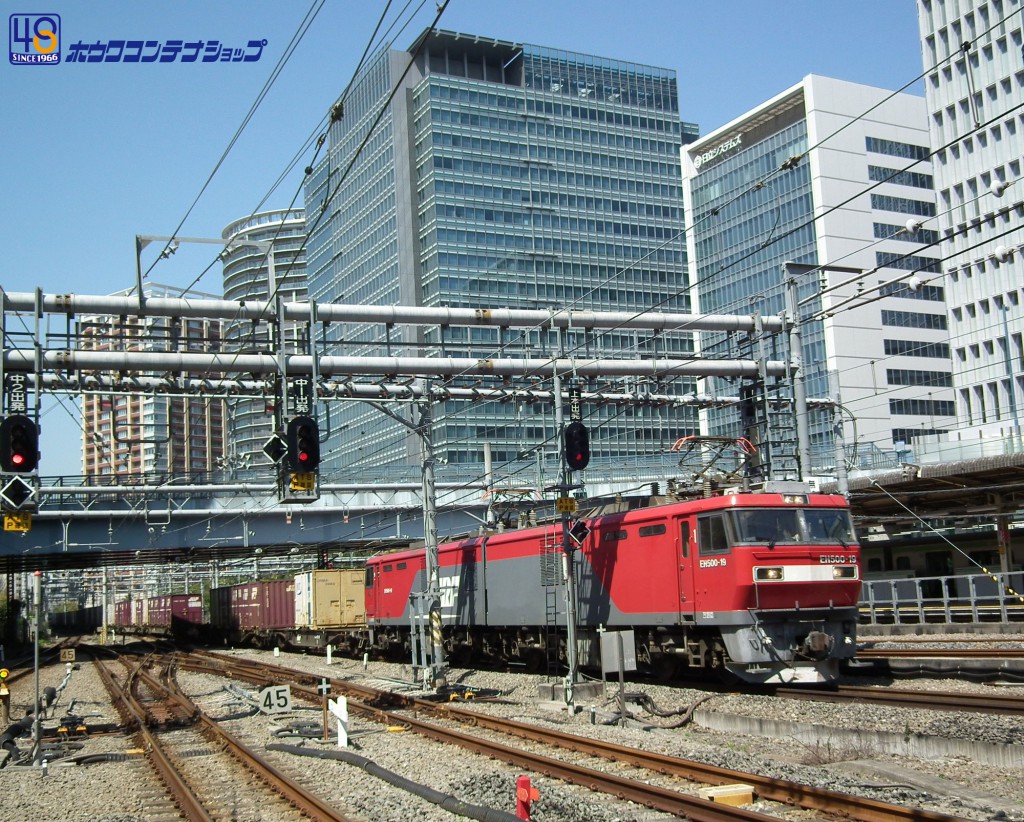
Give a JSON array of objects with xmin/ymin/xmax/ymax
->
[{"xmin": 515, "ymin": 775, "xmax": 540, "ymax": 820}]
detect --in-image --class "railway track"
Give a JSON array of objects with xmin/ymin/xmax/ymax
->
[
  {"xmin": 181, "ymin": 649, "xmax": 973, "ymax": 822},
  {"xmin": 858, "ymin": 646, "xmax": 1024, "ymax": 659},
  {"xmin": 775, "ymin": 682, "xmax": 1024, "ymax": 715},
  {"xmin": 94, "ymin": 649, "xmax": 349, "ymax": 821}
]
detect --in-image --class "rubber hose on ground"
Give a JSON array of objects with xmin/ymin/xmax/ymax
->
[{"xmin": 266, "ymin": 743, "xmax": 521, "ymax": 822}]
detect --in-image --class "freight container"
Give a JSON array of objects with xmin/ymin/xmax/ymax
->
[
  {"xmin": 294, "ymin": 571, "xmax": 313, "ymax": 628},
  {"xmin": 114, "ymin": 599, "xmax": 132, "ymax": 628},
  {"xmin": 210, "ymin": 585, "xmax": 233, "ymax": 630},
  {"xmin": 148, "ymin": 594, "xmax": 203, "ymax": 627},
  {"xmin": 294, "ymin": 570, "xmax": 365, "ymax": 628},
  {"xmin": 214, "ymin": 579, "xmax": 295, "ymax": 632}
]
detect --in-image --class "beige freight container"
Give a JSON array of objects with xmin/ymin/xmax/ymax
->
[{"xmin": 299, "ymin": 569, "xmax": 366, "ymax": 629}]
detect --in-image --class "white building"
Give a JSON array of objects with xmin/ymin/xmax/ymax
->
[
  {"xmin": 682, "ymin": 75, "xmax": 955, "ymax": 473},
  {"xmin": 916, "ymin": 0, "xmax": 1023, "ymax": 447}
]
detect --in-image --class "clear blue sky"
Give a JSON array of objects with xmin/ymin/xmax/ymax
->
[{"xmin": 1, "ymin": 1, "xmax": 925, "ymax": 476}]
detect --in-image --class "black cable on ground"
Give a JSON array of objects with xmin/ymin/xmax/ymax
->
[{"xmin": 266, "ymin": 742, "xmax": 520, "ymax": 822}]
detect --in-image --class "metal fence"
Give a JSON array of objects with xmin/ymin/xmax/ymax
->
[{"xmin": 860, "ymin": 572, "xmax": 1024, "ymax": 624}]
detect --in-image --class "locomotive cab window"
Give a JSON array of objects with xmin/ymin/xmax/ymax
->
[
  {"xmin": 364, "ymin": 567, "xmax": 374, "ymax": 587},
  {"xmin": 697, "ymin": 514, "xmax": 730, "ymax": 555},
  {"xmin": 732, "ymin": 509, "xmax": 801, "ymax": 544},
  {"xmin": 802, "ymin": 509, "xmax": 856, "ymax": 544}
]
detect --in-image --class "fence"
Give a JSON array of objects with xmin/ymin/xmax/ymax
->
[{"xmin": 861, "ymin": 571, "xmax": 1024, "ymax": 624}]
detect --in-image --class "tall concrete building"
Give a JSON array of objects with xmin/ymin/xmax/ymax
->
[
  {"xmin": 682, "ymin": 75, "xmax": 955, "ymax": 474},
  {"xmin": 220, "ymin": 209, "xmax": 307, "ymax": 470},
  {"xmin": 305, "ymin": 29, "xmax": 699, "ymax": 474},
  {"xmin": 80, "ymin": 285, "xmax": 227, "ymax": 479},
  {"xmin": 916, "ymin": 0, "xmax": 1023, "ymax": 443}
]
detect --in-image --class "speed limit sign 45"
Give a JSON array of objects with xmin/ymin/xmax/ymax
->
[{"xmin": 258, "ymin": 684, "xmax": 292, "ymax": 714}]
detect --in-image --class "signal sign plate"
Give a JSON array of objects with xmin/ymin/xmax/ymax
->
[
  {"xmin": 0, "ymin": 476, "xmax": 35, "ymax": 512},
  {"xmin": 3, "ymin": 511, "xmax": 31, "ymax": 531},
  {"xmin": 262, "ymin": 434, "xmax": 287, "ymax": 464},
  {"xmin": 60, "ymin": 648, "xmax": 76, "ymax": 663},
  {"xmin": 568, "ymin": 520, "xmax": 591, "ymax": 545},
  {"xmin": 290, "ymin": 472, "xmax": 315, "ymax": 492},
  {"xmin": 258, "ymin": 684, "xmax": 292, "ymax": 714},
  {"xmin": 555, "ymin": 497, "xmax": 577, "ymax": 514}
]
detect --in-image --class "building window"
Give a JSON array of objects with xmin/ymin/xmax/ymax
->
[
  {"xmin": 879, "ymin": 281, "xmax": 945, "ymax": 301},
  {"xmin": 884, "ymin": 339, "xmax": 951, "ymax": 358},
  {"xmin": 881, "ymin": 309, "xmax": 948, "ymax": 330},
  {"xmin": 886, "ymin": 369, "xmax": 953, "ymax": 386},
  {"xmin": 868, "ymin": 165, "xmax": 934, "ymax": 189},
  {"xmin": 876, "ymin": 252, "xmax": 941, "ymax": 273},
  {"xmin": 871, "ymin": 194, "xmax": 937, "ymax": 217},
  {"xmin": 889, "ymin": 399, "xmax": 956, "ymax": 416},
  {"xmin": 865, "ymin": 136, "xmax": 930, "ymax": 160}
]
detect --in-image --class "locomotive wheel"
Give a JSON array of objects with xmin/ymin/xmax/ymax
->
[
  {"xmin": 523, "ymin": 648, "xmax": 546, "ymax": 674},
  {"xmin": 652, "ymin": 655, "xmax": 679, "ymax": 681}
]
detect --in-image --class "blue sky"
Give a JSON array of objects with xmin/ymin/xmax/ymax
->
[{"xmin": 2, "ymin": 1, "xmax": 925, "ymax": 476}]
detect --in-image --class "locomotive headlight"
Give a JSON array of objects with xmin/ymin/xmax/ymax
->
[
  {"xmin": 832, "ymin": 566, "xmax": 857, "ymax": 579},
  {"xmin": 755, "ymin": 567, "xmax": 784, "ymax": 581},
  {"xmin": 782, "ymin": 494, "xmax": 808, "ymax": 504}
]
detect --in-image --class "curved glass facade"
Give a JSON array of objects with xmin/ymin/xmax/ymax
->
[{"xmin": 221, "ymin": 209, "xmax": 307, "ymax": 469}]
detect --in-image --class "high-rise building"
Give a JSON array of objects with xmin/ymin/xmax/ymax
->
[
  {"xmin": 80, "ymin": 285, "xmax": 227, "ymax": 479},
  {"xmin": 682, "ymin": 75, "xmax": 955, "ymax": 474},
  {"xmin": 305, "ymin": 29, "xmax": 699, "ymax": 474},
  {"xmin": 220, "ymin": 209, "xmax": 307, "ymax": 470},
  {"xmin": 916, "ymin": 0, "xmax": 1023, "ymax": 441}
]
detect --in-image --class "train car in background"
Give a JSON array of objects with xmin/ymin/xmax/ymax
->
[
  {"xmin": 291, "ymin": 569, "xmax": 367, "ymax": 653},
  {"xmin": 111, "ymin": 594, "xmax": 204, "ymax": 637},
  {"xmin": 47, "ymin": 604, "xmax": 103, "ymax": 635},
  {"xmin": 367, "ymin": 484, "xmax": 860, "ymax": 684},
  {"xmin": 210, "ymin": 579, "xmax": 295, "ymax": 647},
  {"xmin": 114, "ymin": 599, "xmax": 133, "ymax": 630}
]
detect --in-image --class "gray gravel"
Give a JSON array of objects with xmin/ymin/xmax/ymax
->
[{"xmin": 4, "ymin": 643, "xmax": 1024, "ymax": 821}]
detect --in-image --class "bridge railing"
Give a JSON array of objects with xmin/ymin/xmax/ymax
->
[{"xmin": 860, "ymin": 571, "xmax": 1024, "ymax": 624}]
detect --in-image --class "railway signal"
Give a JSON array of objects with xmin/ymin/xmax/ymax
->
[
  {"xmin": 286, "ymin": 415, "xmax": 320, "ymax": 472},
  {"xmin": 562, "ymin": 420, "xmax": 590, "ymax": 471},
  {"xmin": 0, "ymin": 415, "xmax": 39, "ymax": 473}
]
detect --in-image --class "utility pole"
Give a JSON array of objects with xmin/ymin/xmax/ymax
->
[
  {"xmin": 552, "ymin": 367, "xmax": 581, "ymax": 713},
  {"xmin": 784, "ymin": 262, "xmax": 813, "ymax": 481},
  {"xmin": 417, "ymin": 381, "xmax": 446, "ymax": 688}
]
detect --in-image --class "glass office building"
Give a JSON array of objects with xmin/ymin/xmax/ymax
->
[
  {"xmin": 305, "ymin": 30, "xmax": 699, "ymax": 474},
  {"xmin": 682, "ymin": 75, "xmax": 956, "ymax": 473}
]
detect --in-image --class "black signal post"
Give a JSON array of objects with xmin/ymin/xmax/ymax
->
[{"xmin": 0, "ymin": 415, "xmax": 39, "ymax": 473}]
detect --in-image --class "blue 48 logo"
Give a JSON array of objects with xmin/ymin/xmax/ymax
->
[{"xmin": 9, "ymin": 13, "xmax": 61, "ymax": 65}]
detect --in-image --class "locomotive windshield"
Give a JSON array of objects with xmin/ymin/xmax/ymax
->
[{"xmin": 731, "ymin": 508, "xmax": 855, "ymax": 545}]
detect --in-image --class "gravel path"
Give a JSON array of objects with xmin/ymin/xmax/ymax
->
[{"xmin": 2, "ymin": 643, "xmax": 1023, "ymax": 821}]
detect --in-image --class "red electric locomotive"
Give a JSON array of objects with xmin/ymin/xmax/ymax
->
[{"xmin": 366, "ymin": 483, "xmax": 860, "ymax": 684}]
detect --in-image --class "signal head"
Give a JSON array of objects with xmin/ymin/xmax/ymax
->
[
  {"xmin": 562, "ymin": 420, "xmax": 590, "ymax": 472},
  {"xmin": 0, "ymin": 415, "xmax": 39, "ymax": 473},
  {"xmin": 286, "ymin": 415, "xmax": 320, "ymax": 472}
]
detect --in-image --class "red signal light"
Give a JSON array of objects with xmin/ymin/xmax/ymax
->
[{"xmin": 286, "ymin": 415, "xmax": 320, "ymax": 472}]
